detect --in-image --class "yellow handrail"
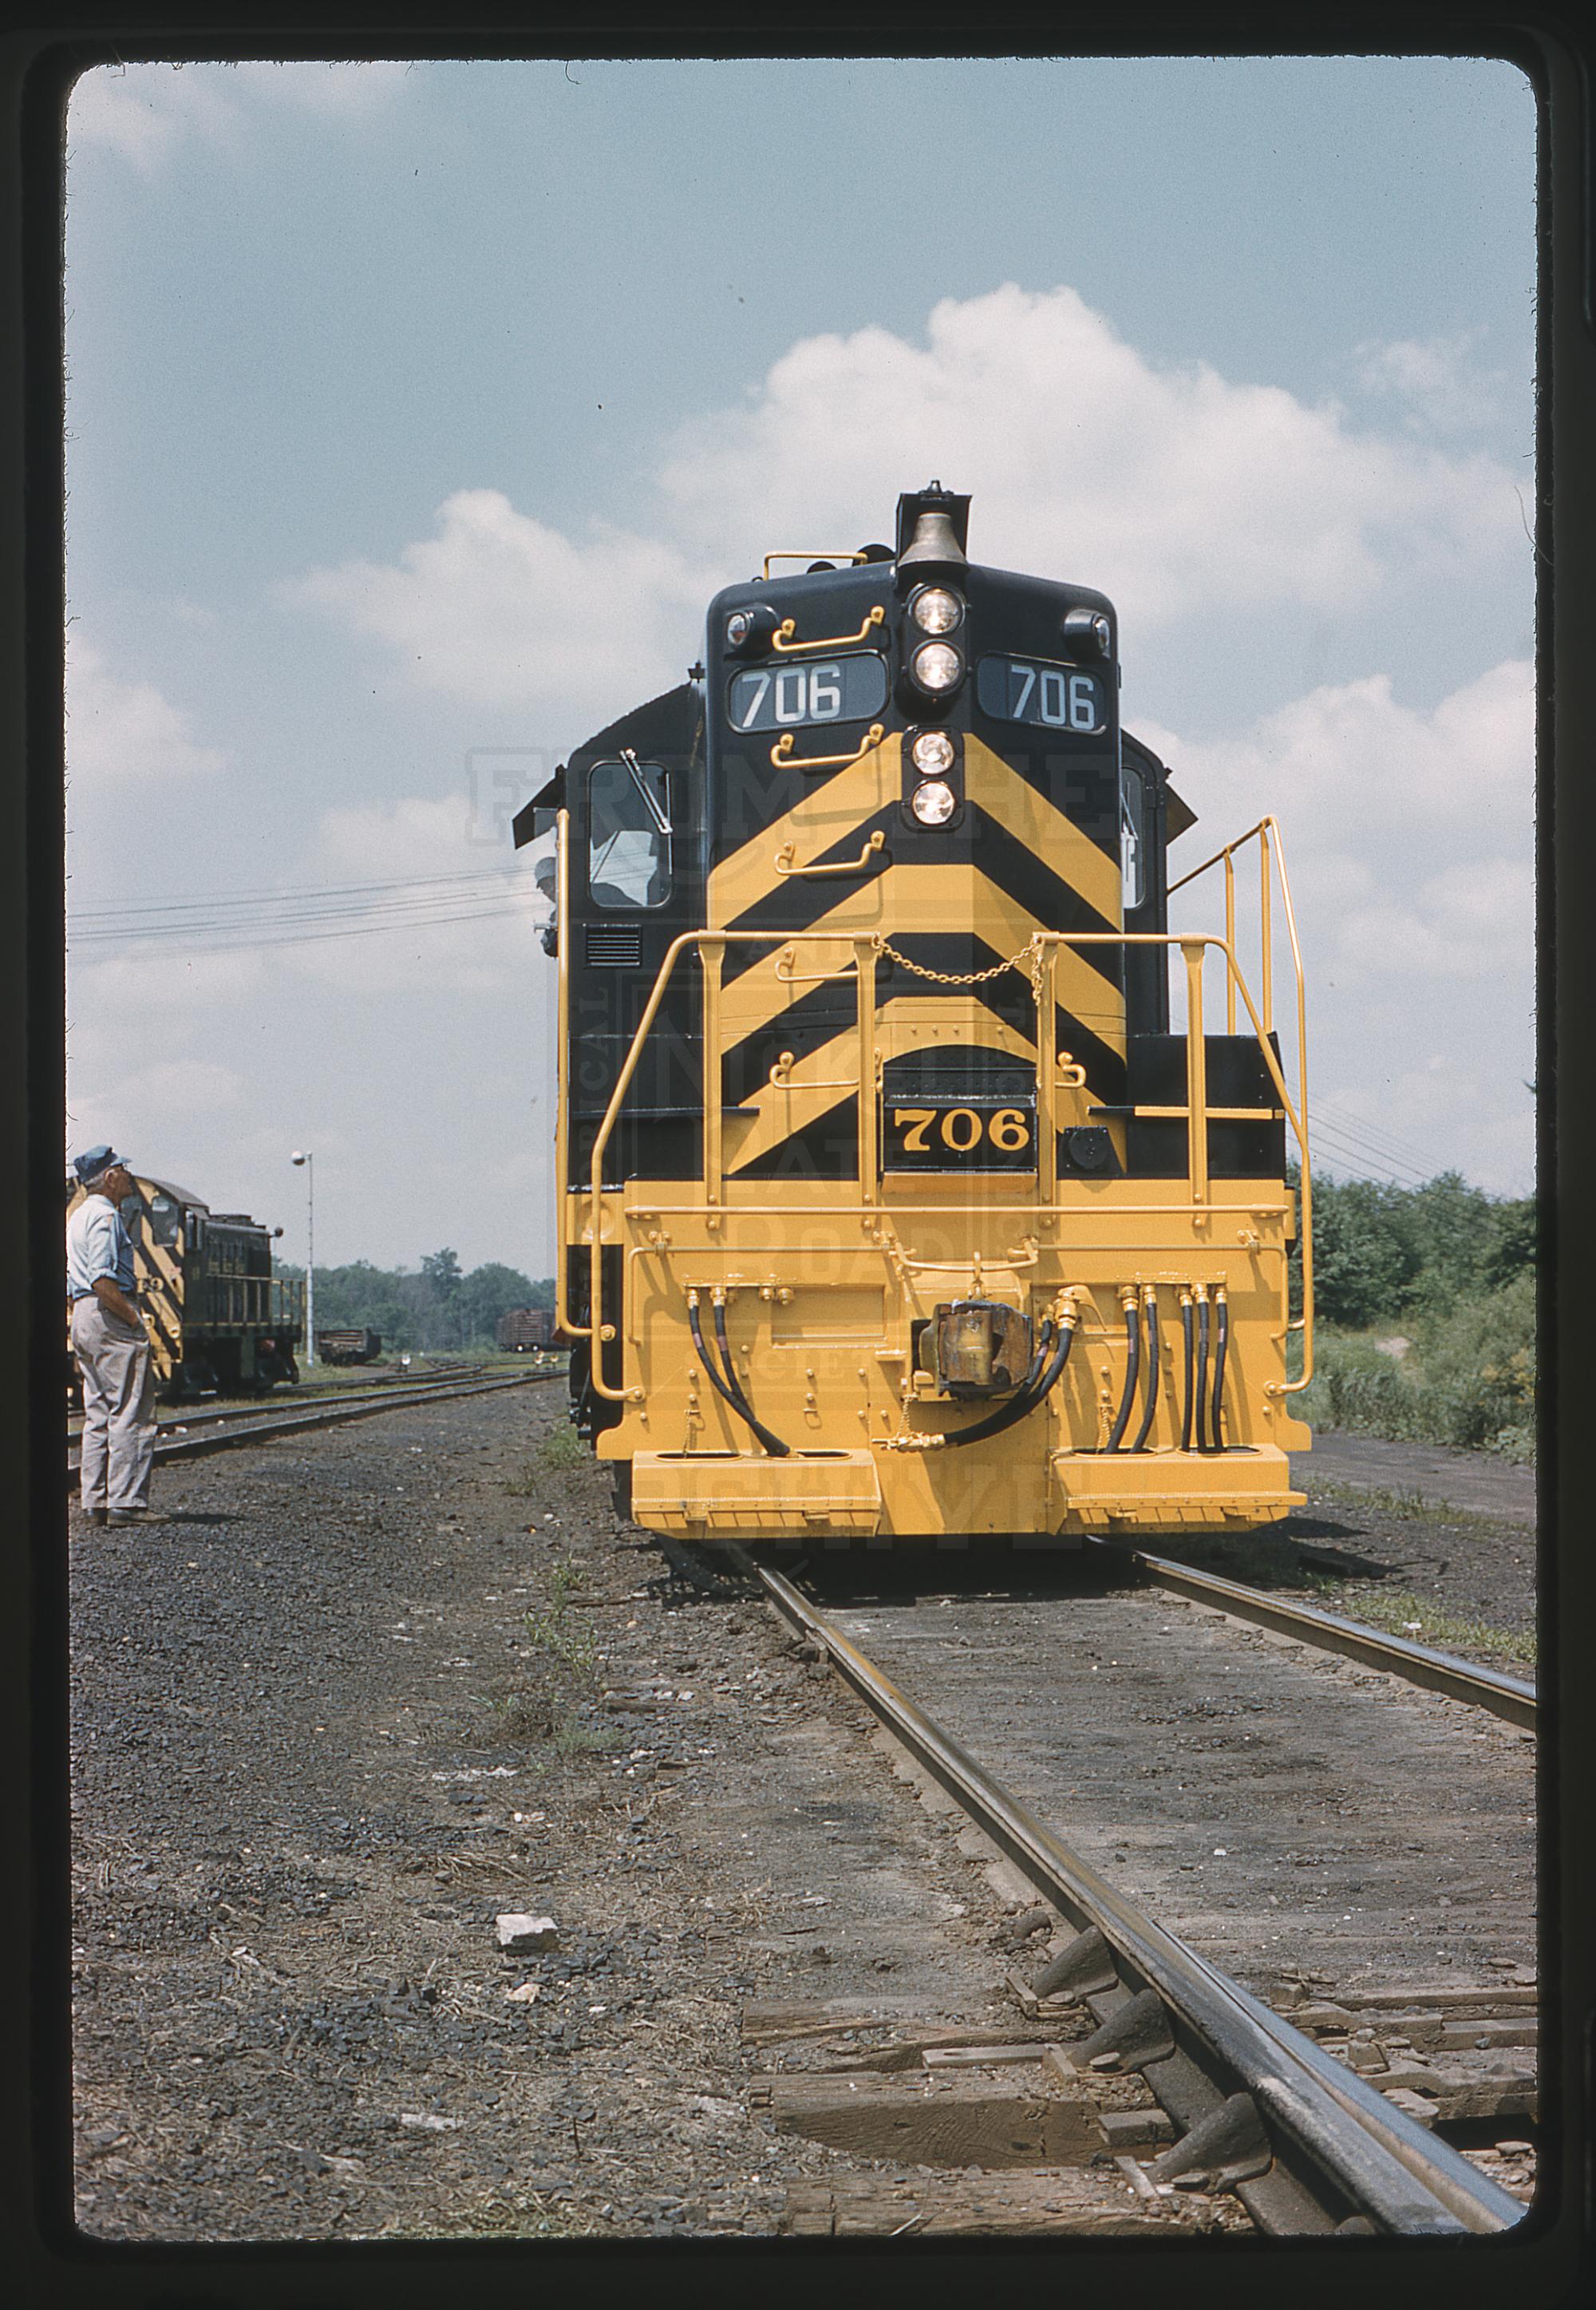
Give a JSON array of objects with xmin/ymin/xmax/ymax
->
[
  {"xmin": 1167, "ymin": 810, "xmax": 1310, "ymax": 1381},
  {"xmin": 579, "ymin": 924, "xmax": 1314, "ymax": 1402},
  {"xmin": 769, "ymin": 722, "xmax": 885, "ymax": 773},
  {"xmin": 553, "ymin": 807, "xmax": 590, "ymax": 1342},
  {"xmin": 770, "ymin": 605, "xmax": 886, "ymax": 651},
  {"xmin": 761, "ymin": 551, "xmax": 871, "ymax": 579},
  {"xmin": 774, "ymin": 827, "xmax": 885, "ymax": 878}
]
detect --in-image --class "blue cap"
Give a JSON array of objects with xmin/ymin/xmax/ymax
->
[{"xmin": 73, "ymin": 1145, "xmax": 123, "ymax": 1186}]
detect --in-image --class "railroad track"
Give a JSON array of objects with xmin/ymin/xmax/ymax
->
[
  {"xmin": 67, "ymin": 1370, "xmax": 554, "ymax": 1481},
  {"xmin": 733, "ymin": 1546, "xmax": 1524, "ymax": 2237},
  {"xmin": 1086, "ymin": 1537, "xmax": 1536, "ymax": 1731},
  {"xmin": 65, "ymin": 1357, "xmax": 511, "ymax": 1441}
]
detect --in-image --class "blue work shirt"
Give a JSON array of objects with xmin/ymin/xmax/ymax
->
[{"xmin": 66, "ymin": 1193, "xmax": 136, "ymax": 1300}]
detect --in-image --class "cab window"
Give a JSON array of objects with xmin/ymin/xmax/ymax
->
[
  {"xmin": 588, "ymin": 757, "xmax": 671, "ymax": 908},
  {"xmin": 1120, "ymin": 758, "xmax": 1146, "ymax": 913}
]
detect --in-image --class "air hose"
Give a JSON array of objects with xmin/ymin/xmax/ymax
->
[
  {"xmin": 1179, "ymin": 1291, "xmax": 1195, "ymax": 1452},
  {"xmin": 1210, "ymin": 1288, "xmax": 1229, "ymax": 1451},
  {"xmin": 1131, "ymin": 1285, "xmax": 1160, "ymax": 1453},
  {"xmin": 1104, "ymin": 1291, "xmax": 1141, "ymax": 1452},
  {"xmin": 934, "ymin": 1303, "xmax": 1079, "ymax": 1450},
  {"xmin": 1195, "ymin": 1289, "xmax": 1211, "ymax": 1453},
  {"xmin": 686, "ymin": 1292, "xmax": 789, "ymax": 1458}
]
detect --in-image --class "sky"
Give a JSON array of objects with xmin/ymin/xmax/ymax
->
[{"xmin": 62, "ymin": 54, "xmax": 1538, "ymax": 1276}]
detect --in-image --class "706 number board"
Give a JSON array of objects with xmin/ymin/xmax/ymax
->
[{"xmin": 882, "ymin": 1098, "xmax": 1037, "ymax": 1172}]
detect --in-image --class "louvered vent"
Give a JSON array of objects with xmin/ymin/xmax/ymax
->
[{"xmin": 584, "ymin": 924, "xmax": 642, "ymax": 968}]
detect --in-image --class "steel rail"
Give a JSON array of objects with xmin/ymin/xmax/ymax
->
[
  {"xmin": 1089, "ymin": 1538, "xmax": 1535, "ymax": 1731},
  {"xmin": 70, "ymin": 1367, "xmax": 489, "ymax": 1441},
  {"xmin": 65, "ymin": 1359, "xmax": 512, "ymax": 1442},
  {"xmin": 733, "ymin": 1548, "xmax": 1522, "ymax": 2237},
  {"xmin": 68, "ymin": 1371, "xmax": 550, "ymax": 1477}
]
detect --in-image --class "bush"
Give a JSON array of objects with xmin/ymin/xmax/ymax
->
[{"xmin": 1302, "ymin": 1272, "xmax": 1535, "ymax": 1465}]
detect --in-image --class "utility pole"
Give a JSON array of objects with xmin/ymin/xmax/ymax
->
[{"xmin": 290, "ymin": 1150, "xmax": 315, "ymax": 1366}]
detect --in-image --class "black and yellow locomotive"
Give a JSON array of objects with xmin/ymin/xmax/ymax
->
[
  {"xmin": 518, "ymin": 485, "xmax": 1314, "ymax": 1543},
  {"xmin": 66, "ymin": 1171, "xmax": 304, "ymax": 1398}
]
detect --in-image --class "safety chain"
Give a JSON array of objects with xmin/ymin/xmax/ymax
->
[{"xmin": 871, "ymin": 930, "xmax": 1049, "ymax": 1007}]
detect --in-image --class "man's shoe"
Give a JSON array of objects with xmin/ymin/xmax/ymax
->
[
  {"xmin": 107, "ymin": 1508, "xmax": 160, "ymax": 1527},
  {"xmin": 84, "ymin": 1506, "xmax": 108, "ymax": 1526}
]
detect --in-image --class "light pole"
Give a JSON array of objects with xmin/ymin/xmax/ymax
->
[{"xmin": 290, "ymin": 1150, "xmax": 314, "ymax": 1367}]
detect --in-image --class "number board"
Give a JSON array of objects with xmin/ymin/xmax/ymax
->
[
  {"xmin": 727, "ymin": 651, "xmax": 888, "ymax": 734},
  {"xmin": 975, "ymin": 654, "xmax": 1108, "ymax": 735},
  {"xmin": 883, "ymin": 1098, "xmax": 1037, "ymax": 1172}
]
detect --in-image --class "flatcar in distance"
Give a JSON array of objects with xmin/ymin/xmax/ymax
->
[
  {"xmin": 66, "ymin": 1170, "xmax": 304, "ymax": 1398},
  {"xmin": 315, "ymin": 1327, "xmax": 383, "ymax": 1366},
  {"xmin": 516, "ymin": 484, "xmax": 1314, "ymax": 1545}
]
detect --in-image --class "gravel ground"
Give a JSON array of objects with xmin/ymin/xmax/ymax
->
[
  {"xmin": 69, "ymin": 1383, "xmax": 1211, "ymax": 2242},
  {"xmin": 1128, "ymin": 1427, "xmax": 1540, "ymax": 1676},
  {"xmin": 69, "ymin": 1391, "xmax": 1537, "ymax": 2242},
  {"xmin": 812, "ymin": 1566, "xmax": 1536, "ymax": 1999}
]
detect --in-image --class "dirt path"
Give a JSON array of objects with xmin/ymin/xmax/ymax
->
[{"xmin": 1292, "ymin": 1430, "xmax": 1535, "ymax": 1525}]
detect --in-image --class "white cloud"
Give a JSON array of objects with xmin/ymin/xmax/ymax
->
[
  {"xmin": 284, "ymin": 489, "xmax": 709, "ymax": 731},
  {"xmin": 69, "ymin": 950, "xmax": 267, "ymax": 1013},
  {"xmin": 658, "ymin": 284, "xmax": 1521, "ymax": 625},
  {"xmin": 229, "ymin": 61, "xmax": 411, "ymax": 116},
  {"xmin": 1148, "ymin": 657, "xmax": 1533, "ymax": 888},
  {"xmin": 1149, "ymin": 659, "xmax": 1534, "ymax": 1193},
  {"xmin": 66, "ymin": 642, "xmax": 225, "ymax": 782},
  {"xmin": 289, "ymin": 284, "xmax": 1523, "ymax": 740},
  {"xmin": 1353, "ymin": 331, "xmax": 1508, "ymax": 435},
  {"xmin": 281, "ymin": 793, "xmax": 548, "ymax": 995},
  {"xmin": 68, "ymin": 60, "xmax": 406, "ymax": 172}
]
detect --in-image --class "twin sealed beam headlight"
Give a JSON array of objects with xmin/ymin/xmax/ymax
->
[
  {"xmin": 909, "ymin": 585, "xmax": 964, "ymax": 635},
  {"xmin": 911, "ymin": 729, "xmax": 955, "ymax": 776},
  {"xmin": 910, "ymin": 639, "xmax": 964, "ymax": 695},
  {"xmin": 909, "ymin": 779, "xmax": 957, "ymax": 827}
]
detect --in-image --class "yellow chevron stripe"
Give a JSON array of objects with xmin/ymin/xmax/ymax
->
[
  {"xmin": 710, "ymin": 729, "xmax": 1124, "ymax": 940},
  {"xmin": 719, "ymin": 860, "xmax": 1124, "ymax": 1053},
  {"xmin": 724, "ymin": 1002, "xmax": 1040, "ymax": 1174},
  {"xmin": 709, "ymin": 734, "xmax": 899, "ymax": 928},
  {"xmin": 966, "ymin": 734, "xmax": 1123, "ymax": 926}
]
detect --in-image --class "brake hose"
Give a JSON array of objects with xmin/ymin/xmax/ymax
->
[
  {"xmin": 1195, "ymin": 1289, "xmax": 1211, "ymax": 1453},
  {"xmin": 1210, "ymin": 1288, "xmax": 1229, "ymax": 1452},
  {"xmin": 1132, "ymin": 1285, "xmax": 1160, "ymax": 1453},
  {"xmin": 686, "ymin": 1292, "xmax": 790, "ymax": 1458},
  {"xmin": 1179, "ymin": 1291, "xmax": 1195, "ymax": 1452},
  {"xmin": 1104, "ymin": 1291, "xmax": 1141, "ymax": 1453}
]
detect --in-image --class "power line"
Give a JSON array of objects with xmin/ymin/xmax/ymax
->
[{"xmin": 68, "ymin": 862, "xmax": 547, "ymax": 959}]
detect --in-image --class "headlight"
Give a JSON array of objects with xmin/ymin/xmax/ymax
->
[
  {"xmin": 911, "ymin": 585, "xmax": 963, "ymax": 635},
  {"xmin": 911, "ymin": 641, "xmax": 964, "ymax": 694},
  {"xmin": 910, "ymin": 779, "xmax": 957, "ymax": 827},
  {"xmin": 911, "ymin": 729, "xmax": 955, "ymax": 775}
]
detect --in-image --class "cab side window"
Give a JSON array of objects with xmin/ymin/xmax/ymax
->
[
  {"xmin": 1120, "ymin": 758, "xmax": 1146, "ymax": 913},
  {"xmin": 588, "ymin": 757, "xmax": 672, "ymax": 908}
]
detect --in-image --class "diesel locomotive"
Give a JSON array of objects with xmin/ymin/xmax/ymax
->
[
  {"xmin": 65, "ymin": 1170, "xmax": 304, "ymax": 1398},
  {"xmin": 516, "ymin": 485, "xmax": 1314, "ymax": 1544}
]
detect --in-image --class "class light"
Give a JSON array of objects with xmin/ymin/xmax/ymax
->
[
  {"xmin": 911, "ymin": 640, "xmax": 964, "ymax": 695},
  {"xmin": 910, "ymin": 585, "xmax": 963, "ymax": 635},
  {"xmin": 911, "ymin": 729, "xmax": 956, "ymax": 775},
  {"xmin": 910, "ymin": 779, "xmax": 957, "ymax": 827}
]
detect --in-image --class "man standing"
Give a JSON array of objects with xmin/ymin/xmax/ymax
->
[{"xmin": 67, "ymin": 1147, "xmax": 158, "ymax": 1528}]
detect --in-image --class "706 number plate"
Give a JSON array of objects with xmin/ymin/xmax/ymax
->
[{"xmin": 883, "ymin": 1098, "xmax": 1037, "ymax": 1171}]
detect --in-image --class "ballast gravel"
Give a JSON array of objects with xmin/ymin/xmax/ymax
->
[{"xmin": 68, "ymin": 1385, "xmax": 1536, "ymax": 2241}]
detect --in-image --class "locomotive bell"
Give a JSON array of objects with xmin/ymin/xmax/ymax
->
[
  {"xmin": 895, "ymin": 482, "xmax": 971, "ymax": 585},
  {"xmin": 898, "ymin": 508, "xmax": 968, "ymax": 577}
]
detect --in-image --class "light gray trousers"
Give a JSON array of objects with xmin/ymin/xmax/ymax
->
[{"xmin": 71, "ymin": 1296, "xmax": 156, "ymax": 1512}]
